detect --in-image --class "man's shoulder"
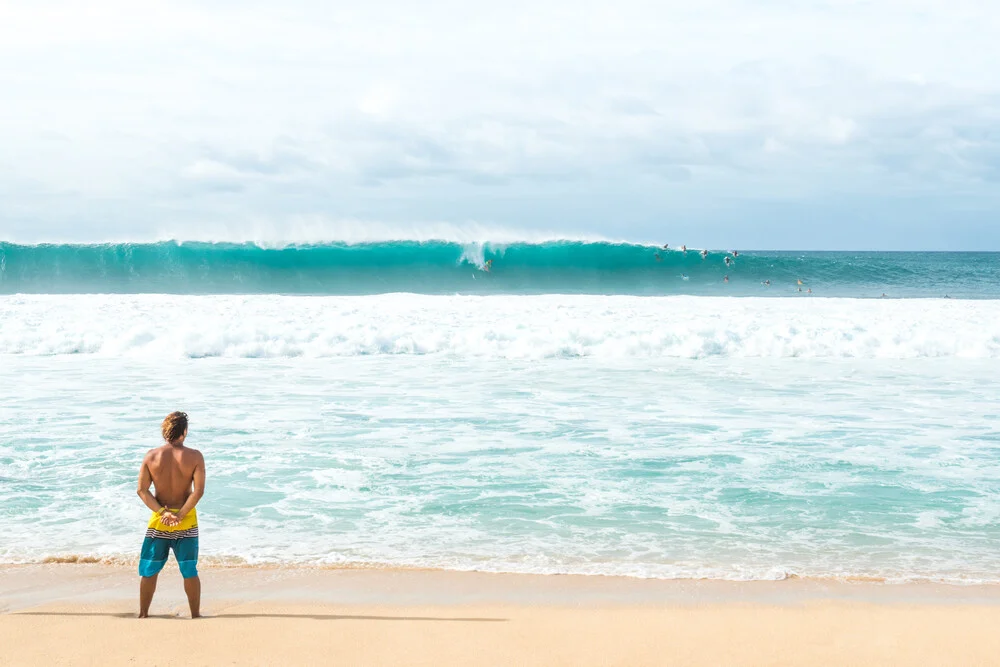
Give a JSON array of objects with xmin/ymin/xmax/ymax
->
[{"xmin": 185, "ymin": 447, "xmax": 205, "ymax": 461}]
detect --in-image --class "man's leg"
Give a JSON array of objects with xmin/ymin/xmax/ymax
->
[
  {"xmin": 183, "ymin": 576, "xmax": 201, "ymax": 618},
  {"xmin": 139, "ymin": 574, "xmax": 158, "ymax": 618},
  {"xmin": 173, "ymin": 537, "xmax": 201, "ymax": 618},
  {"xmin": 138, "ymin": 536, "xmax": 169, "ymax": 618}
]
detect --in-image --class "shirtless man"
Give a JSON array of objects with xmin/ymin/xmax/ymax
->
[{"xmin": 136, "ymin": 411, "xmax": 206, "ymax": 618}]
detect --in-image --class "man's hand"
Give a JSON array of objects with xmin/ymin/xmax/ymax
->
[{"xmin": 161, "ymin": 512, "xmax": 181, "ymax": 527}]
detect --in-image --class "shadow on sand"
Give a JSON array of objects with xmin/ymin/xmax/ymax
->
[{"xmin": 13, "ymin": 611, "xmax": 507, "ymax": 622}]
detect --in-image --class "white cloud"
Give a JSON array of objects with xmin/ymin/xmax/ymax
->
[
  {"xmin": 358, "ymin": 83, "xmax": 400, "ymax": 116},
  {"xmin": 1, "ymin": 0, "xmax": 1000, "ymax": 247}
]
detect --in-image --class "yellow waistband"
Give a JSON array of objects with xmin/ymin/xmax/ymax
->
[{"xmin": 147, "ymin": 507, "xmax": 198, "ymax": 532}]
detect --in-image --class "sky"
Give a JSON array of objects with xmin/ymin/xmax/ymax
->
[{"xmin": 1, "ymin": 0, "xmax": 999, "ymax": 249}]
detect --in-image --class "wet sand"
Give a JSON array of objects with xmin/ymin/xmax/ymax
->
[{"xmin": 3, "ymin": 565, "xmax": 1000, "ymax": 666}]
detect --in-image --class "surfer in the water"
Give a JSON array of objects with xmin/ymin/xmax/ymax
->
[
  {"xmin": 762, "ymin": 280, "xmax": 771, "ymax": 286},
  {"xmin": 654, "ymin": 253, "xmax": 662, "ymax": 262},
  {"xmin": 680, "ymin": 245, "xmax": 687, "ymax": 252},
  {"xmin": 663, "ymin": 244, "xmax": 669, "ymax": 250},
  {"xmin": 724, "ymin": 275, "xmax": 729, "ymax": 283},
  {"xmin": 724, "ymin": 256, "xmax": 732, "ymax": 267},
  {"xmin": 700, "ymin": 249, "xmax": 708, "ymax": 259},
  {"xmin": 680, "ymin": 274, "xmax": 689, "ymax": 281},
  {"xmin": 483, "ymin": 259, "xmax": 493, "ymax": 272},
  {"xmin": 732, "ymin": 250, "xmax": 739, "ymax": 257}
]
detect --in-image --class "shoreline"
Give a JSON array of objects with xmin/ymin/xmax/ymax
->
[
  {"xmin": 4, "ymin": 565, "xmax": 1000, "ymax": 666},
  {"xmin": 8, "ymin": 557, "xmax": 1000, "ymax": 587}
]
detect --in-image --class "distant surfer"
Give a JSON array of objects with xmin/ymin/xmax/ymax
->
[
  {"xmin": 680, "ymin": 273, "xmax": 689, "ymax": 281},
  {"xmin": 807, "ymin": 288, "xmax": 812, "ymax": 294},
  {"xmin": 762, "ymin": 280, "xmax": 771, "ymax": 286},
  {"xmin": 724, "ymin": 256, "xmax": 732, "ymax": 267},
  {"xmin": 654, "ymin": 253, "xmax": 662, "ymax": 262},
  {"xmin": 483, "ymin": 259, "xmax": 493, "ymax": 272},
  {"xmin": 680, "ymin": 245, "xmax": 687, "ymax": 253},
  {"xmin": 663, "ymin": 244, "xmax": 669, "ymax": 250},
  {"xmin": 723, "ymin": 275, "xmax": 729, "ymax": 283},
  {"xmin": 700, "ymin": 249, "xmax": 708, "ymax": 259},
  {"xmin": 732, "ymin": 250, "xmax": 739, "ymax": 257}
]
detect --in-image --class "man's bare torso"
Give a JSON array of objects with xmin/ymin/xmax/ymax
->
[{"xmin": 144, "ymin": 445, "xmax": 203, "ymax": 508}]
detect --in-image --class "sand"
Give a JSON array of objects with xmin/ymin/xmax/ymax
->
[{"xmin": 3, "ymin": 565, "xmax": 1000, "ymax": 666}]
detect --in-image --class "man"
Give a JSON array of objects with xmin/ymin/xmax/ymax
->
[{"xmin": 136, "ymin": 411, "xmax": 205, "ymax": 618}]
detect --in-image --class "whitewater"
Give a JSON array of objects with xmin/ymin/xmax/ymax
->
[
  {"xmin": 2, "ymin": 294, "xmax": 999, "ymax": 359},
  {"xmin": 1, "ymin": 241, "xmax": 998, "ymax": 584}
]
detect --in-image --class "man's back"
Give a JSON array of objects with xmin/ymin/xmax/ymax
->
[
  {"xmin": 145, "ymin": 444, "xmax": 203, "ymax": 509},
  {"xmin": 137, "ymin": 411, "xmax": 205, "ymax": 618}
]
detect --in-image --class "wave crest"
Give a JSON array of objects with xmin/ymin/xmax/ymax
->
[{"xmin": 3, "ymin": 241, "xmax": 998, "ymax": 297}]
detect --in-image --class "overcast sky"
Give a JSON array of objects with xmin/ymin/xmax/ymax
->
[{"xmin": 2, "ymin": 0, "xmax": 999, "ymax": 248}]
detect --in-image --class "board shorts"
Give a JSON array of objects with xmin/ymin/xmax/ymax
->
[{"xmin": 138, "ymin": 507, "xmax": 199, "ymax": 579}]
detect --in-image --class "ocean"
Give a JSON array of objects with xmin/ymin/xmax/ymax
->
[
  {"xmin": 4, "ymin": 241, "xmax": 1000, "ymax": 298},
  {"xmin": 1, "ymin": 240, "xmax": 999, "ymax": 583}
]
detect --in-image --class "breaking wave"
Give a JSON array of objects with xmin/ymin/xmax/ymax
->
[{"xmin": 2, "ymin": 241, "xmax": 998, "ymax": 297}]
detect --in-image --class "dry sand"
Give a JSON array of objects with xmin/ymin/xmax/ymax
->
[{"xmin": 3, "ymin": 565, "xmax": 1000, "ymax": 666}]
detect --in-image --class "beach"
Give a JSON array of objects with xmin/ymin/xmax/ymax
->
[
  {"xmin": 3, "ymin": 253, "xmax": 1000, "ymax": 664},
  {"xmin": 3, "ymin": 565, "xmax": 1000, "ymax": 666},
  {"xmin": 7, "ymin": 0, "xmax": 1000, "ymax": 654}
]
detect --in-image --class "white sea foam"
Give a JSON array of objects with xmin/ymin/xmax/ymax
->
[
  {"xmin": 2, "ymin": 355, "xmax": 999, "ymax": 582},
  {"xmin": 1, "ymin": 294, "xmax": 999, "ymax": 359}
]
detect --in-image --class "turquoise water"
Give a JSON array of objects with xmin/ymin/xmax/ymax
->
[
  {"xmin": 1, "ymin": 244, "xmax": 998, "ymax": 582},
  {"xmin": 2, "ymin": 355, "xmax": 998, "ymax": 582},
  {"xmin": 2, "ymin": 241, "xmax": 999, "ymax": 297}
]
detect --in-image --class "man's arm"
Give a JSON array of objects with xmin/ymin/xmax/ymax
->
[
  {"xmin": 174, "ymin": 453, "xmax": 205, "ymax": 521},
  {"xmin": 136, "ymin": 453, "xmax": 166, "ymax": 515}
]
